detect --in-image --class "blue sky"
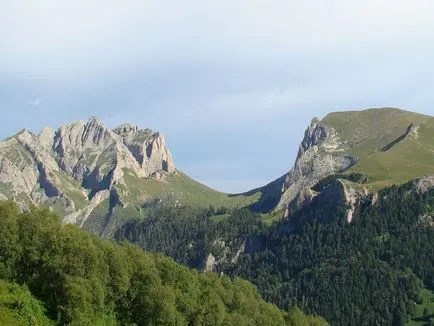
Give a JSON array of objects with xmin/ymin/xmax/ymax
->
[{"xmin": 1, "ymin": 1, "xmax": 433, "ymax": 193}]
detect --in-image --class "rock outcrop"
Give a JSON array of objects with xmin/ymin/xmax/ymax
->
[
  {"xmin": 202, "ymin": 253, "xmax": 217, "ymax": 273},
  {"xmin": 284, "ymin": 178, "xmax": 368, "ymax": 224},
  {"xmin": 0, "ymin": 117, "xmax": 176, "ymax": 228},
  {"xmin": 113, "ymin": 124, "xmax": 175, "ymax": 175},
  {"xmin": 277, "ymin": 120, "xmax": 357, "ymax": 217},
  {"xmin": 52, "ymin": 117, "xmax": 149, "ymax": 189},
  {"xmin": 63, "ymin": 189, "xmax": 110, "ymax": 227},
  {"xmin": 415, "ymin": 175, "xmax": 434, "ymax": 193},
  {"xmin": 200, "ymin": 239, "xmax": 247, "ymax": 273}
]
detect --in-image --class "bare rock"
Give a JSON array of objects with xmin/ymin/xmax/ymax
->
[
  {"xmin": 52, "ymin": 117, "xmax": 147, "ymax": 190},
  {"xmin": 415, "ymin": 175, "xmax": 434, "ymax": 193},
  {"xmin": 203, "ymin": 253, "xmax": 217, "ymax": 272},
  {"xmin": 38, "ymin": 127, "xmax": 55, "ymax": 150},
  {"xmin": 279, "ymin": 177, "xmax": 369, "ymax": 225},
  {"xmin": 113, "ymin": 124, "xmax": 175, "ymax": 176},
  {"xmin": 231, "ymin": 242, "xmax": 246, "ymax": 264},
  {"xmin": 284, "ymin": 188, "xmax": 318, "ymax": 218},
  {"xmin": 0, "ymin": 116, "xmax": 176, "ymax": 230},
  {"xmin": 63, "ymin": 189, "xmax": 110, "ymax": 227},
  {"xmin": 277, "ymin": 121, "xmax": 357, "ymax": 215}
]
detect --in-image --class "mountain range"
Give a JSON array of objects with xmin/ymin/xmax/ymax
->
[
  {"xmin": 0, "ymin": 108, "xmax": 433, "ymax": 235},
  {"xmin": 1, "ymin": 107, "xmax": 434, "ymax": 325}
]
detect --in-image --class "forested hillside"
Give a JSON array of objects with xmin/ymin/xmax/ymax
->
[
  {"xmin": 0, "ymin": 201, "xmax": 326, "ymax": 326},
  {"xmin": 117, "ymin": 179, "xmax": 434, "ymax": 326},
  {"xmin": 115, "ymin": 206, "xmax": 267, "ymax": 270}
]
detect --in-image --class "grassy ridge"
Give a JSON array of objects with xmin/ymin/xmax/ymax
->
[
  {"xmin": 322, "ymin": 108, "xmax": 434, "ymax": 189},
  {"xmin": 120, "ymin": 169, "xmax": 261, "ymax": 208}
]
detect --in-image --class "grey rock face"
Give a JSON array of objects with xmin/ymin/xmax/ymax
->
[
  {"xmin": 63, "ymin": 189, "xmax": 110, "ymax": 227},
  {"xmin": 277, "ymin": 121, "xmax": 357, "ymax": 216},
  {"xmin": 203, "ymin": 253, "xmax": 217, "ymax": 272},
  {"xmin": 113, "ymin": 124, "xmax": 175, "ymax": 175},
  {"xmin": 52, "ymin": 118, "xmax": 148, "ymax": 189},
  {"xmin": 415, "ymin": 175, "xmax": 434, "ymax": 193},
  {"xmin": 0, "ymin": 117, "xmax": 176, "ymax": 226},
  {"xmin": 38, "ymin": 127, "xmax": 55, "ymax": 150},
  {"xmin": 310, "ymin": 179, "xmax": 367, "ymax": 223},
  {"xmin": 283, "ymin": 179, "xmax": 368, "ymax": 224},
  {"xmin": 200, "ymin": 239, "xmax": 247, "ymax": 272},
  {"xmin": 285, "ymin": 188, "xmax": 318, "ymax": 217}
]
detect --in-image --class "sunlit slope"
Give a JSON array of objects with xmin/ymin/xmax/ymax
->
[
  {"xmin": 322, "ymin": 108, "xmax": 434, "ymax": 188},
  {"xmin": 118, "ymin": 169, "xmax": 261, "ymax": 208}
]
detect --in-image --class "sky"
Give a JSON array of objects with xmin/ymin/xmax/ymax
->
[{"xmin": 1, "ymin": 1, "xmax": 434, "ymax": 193}]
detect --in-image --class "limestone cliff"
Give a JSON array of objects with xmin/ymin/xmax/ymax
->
[
  {"xmin": 283, "ymin": 178, "xmax": 368, "ymax": 225},
  {"xmin": 113, "ymin": 124, "xmax": 175, "ymax": 176},
  {"xmin": 277, "ymin": 120, "xmax": 357, "ymax": 217},
  {"xmin": 0, "ymin": 117, "xmax": 176, "ymax": 228}
]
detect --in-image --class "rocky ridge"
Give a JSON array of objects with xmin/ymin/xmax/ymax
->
[
  {"xmin": 275, "ymin": 108, "xmax": 434, "ymax": 222},
  {"xmin": 0, "ymin": 117, "xmax": 176, "ymax": 226},
  {"xmin": 276, "ymin": 120, "xmax": 357, "ymax": 218}
]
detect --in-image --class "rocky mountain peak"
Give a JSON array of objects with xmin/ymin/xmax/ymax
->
[
  {"xmin": 113, "ymin": 125, "xmax": 175, "ymax": 175},
  {"xmin": 277, "ymin": 120, "xmax": 356, "ymax": 214},
  {"xmin": 38, "ymin": 127, "xmax": 56, "ymax": 150},
  {"xmin": 297, "ymin": 121, "xmax": 331, "ymax": 158},
  {"xmin": 275, "ymin": 108, "xmax": 434, "ymax": 220},
  {"xmin": 0, "ymin": 117, "xmax": 176, "ymax": 225},
  {"xmin": 113, "ymin": 123, "xmax": 140, "ymax": 134},
  {"xmin": 15, "ymin": 128, "xmax": 34, "ymax": 140}
]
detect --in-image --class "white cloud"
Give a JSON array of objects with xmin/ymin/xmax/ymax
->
[
  {"xmin": 27, "ymin": 99, "xmax": 41, "ymax": 106},
  {"xmin": 2, "ymin": 0, "xmax": 434, "ymax": 81}
]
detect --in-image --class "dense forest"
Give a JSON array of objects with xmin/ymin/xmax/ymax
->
[
  {"xmin": 116, "ymin": 180, "xmax": 434, "ymax": 326},
  {"xmin": 116, "ymin": 206, "xmax": 267, "ymax": 270},
  {"xmin": 0, "ymin": 201, "xmax": 326, "ymax": 326}
]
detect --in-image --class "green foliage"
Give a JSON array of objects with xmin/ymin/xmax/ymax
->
[
  {"xmin": 311, "ymin": 172, "xmax": 367, "ymax": 192},
  {"xmin": 0, "ymin": 279, "xmax": 53, "ymax": 326},
  {"xmin": 286, "ymin": 306, "xmax": 328, "ymax": 326},
  {"xmin": 115, "ymin": 206, "xmax": 267, "ymax": 269},
  {"xmin": 0, "ymin": 200, "xmax": 322, "ymax": 325},
  {"xmin": 117, "ymin": 180, "xmax": 434, "ymax": 326},
  {"xmin": 407, "ymin": 289, "xmax": 434, "ymax": 325},
  {"xmin": 231, "ymin": 182, "xmax": 434, "ymax": 326}
]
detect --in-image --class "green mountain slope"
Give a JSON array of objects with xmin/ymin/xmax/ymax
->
[
  {"xmin": 0, "ymin": 118, "xmax": 261, "ymax": 236},
  {"xmin": 407, "ymin": 288, "xmax": 434, "ymax": 326},
  {"xmin": 322, "ymin": 108, "xmax": 434, "ymax": 188},
  {"xmin": 82, "ymin": 170, "xmax": 261, "ymax": 236},
  {"xmin": 1, "ymin": 108, "xmax": 432, "ymax": 232},
  {"xmin": 0, "ymin": 201, "xmax": 327, "ymax": 326},
  {"xmin": 276, "ymin": 108, "xmax": 434, "ymax": 217},
  {"xmin": 118, "ymin": 170, "xmax": 260, "ymax": 209},
  {"xmin": 118, "ymin": 174, "xmax": 434, "ymax": 326}
]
